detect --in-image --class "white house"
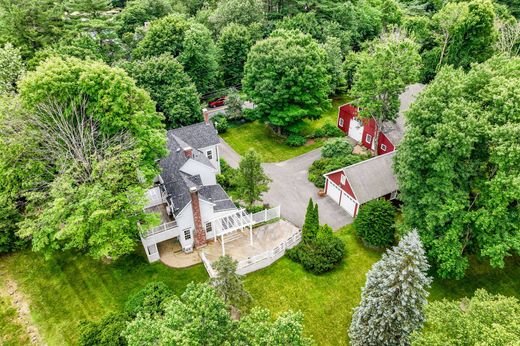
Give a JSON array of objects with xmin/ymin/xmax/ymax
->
[{"xmin": 140, "ymin": 115, "xmax": 249, "ymax": 262}]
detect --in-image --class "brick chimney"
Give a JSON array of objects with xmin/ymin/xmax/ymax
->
[
  {"xmin": 202, "ymin": 108, "xmax": 209, "ymax": 124},
  {"xmin": 190, "ymin": 187, "xmax": 206, "ymax": 248},
  {"xmin": 183, "ymin": 146, "xmax": 192, "ymax": 158}
]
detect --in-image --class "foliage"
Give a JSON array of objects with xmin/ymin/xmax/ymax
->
[
  {"xmin": 211, "ymin": 255, "xmax": 252, "ymax": 311},
  {"xmin": 0, "ymin": 44, "xmax": 24, "ymax": 94},
  {"xmin": 7, "ymin": 57, "xmax": 166, "ymax": 260},
  {"xmin": 351, "ymin": 29, "xmax": 421, "ymax": 153},
  {"xmin": 211, "ymin": 114, "xmax": 228, "ymax": 133},
  {"xmin": 224, "ymin": 87, "xmax": 243, "ymax": 120},
  {"xmin": 0, "ymin": 0, "xmax": 64, "ymax": 58},
  {"xmin": 78, "ymin": 312, "xmax": 129, "ymax": 346},
  {"xmin": 286, "ymin": 134, "xmax": 307, "ymax": 147},
  {"xmin": 308, "ymin": 155, "xmax": 365, "ymax": 188},
  {"xmin": 216, "ymin": 158, "xmax": 237, "ymax": 191},
  {"xmin": 354, "ymin": 199, "xmax": 396, "ymax": 248},
  {"xmin": 209, "ymin": 0, "xmax": 264, "ymax": 33},
  {"xmin": 133, "ymin": 13, "xmax": 189, "ymax": 58},
  {"xmin": 321, "ymin": 138, "xmax": 353, "ymax": 158},
  {"xmin": 349, "ymin": 230, "xmax": 431, "ymax": 346},
  {"xmin": 433, "ymin": 0, "xmax": 497, "ymax": 70},
  {"xmin": 321, "ymin": 36, "xmax": 347, "ymax": 94},
  {"xmin": 243, "ymin": 29, "xmax": 331, "ymax": 132},
  {"xmin": 287, "ymin": 199, "xmax": 345, "ymax": 274},
  {"xmin": 235, "ymin": 149, "xmax": 270, "ymax": 206},
  {"xmin": 314, "ymin": 123, "xmax": 344, "ymax": 138},
  {"xmin": 394, "ymin": 56, "xmax": 520, "ymax": 279},
  {"xmin": 118, "ymin": 54, "xmax": 201, "ymax": 128},
  {"xmin": 412, "ymin": 289, "xmax": 520, "ymax": 345},
  {"xmin": 117, "ymin": 0, "xmax": 172, "ymax": 36},
  {"xmin": 124, "ymin": 281, "xmax": 174, "ymax": 317},
  {"xmin": 178, "ymin": 22, "xmax": 218, "ymax": 94},
  {"xmin": 217, "ymin": 24, "xmax": 254, "ymax": 87}
]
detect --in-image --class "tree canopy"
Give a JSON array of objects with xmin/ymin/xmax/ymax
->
[
  {"xmin": 395, "ymin": 55, "xmax": 520, "ymax": 279},
  {"xmin": 243, "ymin": 29, "xmax": 331, "ymax": 133}
]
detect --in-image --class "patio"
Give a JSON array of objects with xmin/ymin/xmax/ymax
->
[{"xmin": 157, "ymin": 219, "xmax": 301, "ymax": 273}]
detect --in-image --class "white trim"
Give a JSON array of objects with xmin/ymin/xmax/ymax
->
[
  {"xmin": 381, "ymin": 143, "xmax": 387, "ymax": 151},
  {"xmin": 338, "ymin": 118, "xmax": 344, "ymax": 127},
  {"xmin": 365, "ymin": 133, "xmax": 372, "ymax": 143}
]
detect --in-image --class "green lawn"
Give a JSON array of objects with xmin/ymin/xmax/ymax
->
[
  {"xmin": 220, "ymin": 95, "xmax": 350, "ymax": 162},
  {"xmin": 0, "ymin": 250, "xmax": 208, "ymax": 345},
  {"xmin": 0, "ymin": 282, "xmax": 30, "ymax": 346},
  {"xmin": 1, "ymin": 226, "xmax": 519, "ymax": 345}
]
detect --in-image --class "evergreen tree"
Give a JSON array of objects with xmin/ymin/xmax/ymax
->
[
  {"xmin": 302, "ymin": 199, "xmax": 319, "ymax": 242},
  {"xmin": 349, "ymin": 230, "xmax": 431, "ymax": 346},
  {"xmin": 225, "ymin": 87, "xmax": 243, "ymax": 120},
  {"xmin": 211, "ymin": 255, "xmax": 252, "ymax": 312}
]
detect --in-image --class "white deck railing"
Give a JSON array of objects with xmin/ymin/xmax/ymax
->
[{"xmin": 143, "ymin": 220, "xmax": 178, "ymax": 238}]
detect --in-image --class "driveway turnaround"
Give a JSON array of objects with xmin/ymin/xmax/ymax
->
[{"xmin": 219, "ymin": 139, "xmax": 354, "ymax": 230}]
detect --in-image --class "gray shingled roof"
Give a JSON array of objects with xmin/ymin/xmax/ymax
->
[
  {"xmin": 157, "ymin": 124, "xmax": 235, "ymax": 215},
  {"xmin": 343, "ymin": 151, "xmax": 398, "ymax": 204},
  {"xmin": 170, "ymin": 121, "xmax": 220, "ymax": 149},
  {"xmin": 382, "ymin": 83, "xmax": 425, "ymax": 146}
]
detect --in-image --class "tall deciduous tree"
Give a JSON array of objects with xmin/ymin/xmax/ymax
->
[
  {"xmin": 117, "ymin": 0, "xmax": 172, "ymax": 36},
  {"xmin": 209, "ymin": 0, "xmax": 264, "ymax": 33},
  {"xmin": 235, "ymin": 149, "xmax": 270, "ymax": 206},
  {"xmin": 243, "ymin": 29, "xmax": 331, "ymax": 134},
  {"xmin": 118, "ymin": 54, "xmax": 202, "ymax": 128},
  {"xmin": 349, "ymin": 230, "xmax": 431, "ymax": 346},
  {"xmin": 412, "ymin": 289, "xmax": 520, "ymax": 345},
  {"xmin": 395, "ymin": 56, "xmax": 520, "ymax": 279},
  {"xmin": 211, "ymin": 255, "xmax": 252, "ymax": 313},
  {"xmin": 178, "ymin": 23, "xmax": 218, "ymax": 95},
  {"xmin": 4, "ymin": 57, "xmax": 166, "ymax": 260},
  {"xmin": 351, "ymin": 29, "xmax": 421, "ymax": 155},
  {"xmin": 217, "ymin": 23, "xmax": 254, "ymax": 87}
]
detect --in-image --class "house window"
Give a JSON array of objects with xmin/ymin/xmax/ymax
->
[
  {"xmin": 339, "ymin": 118, "xmax": 344, "ymax": 127},
  {"xmin": 183, "ymin": 228, "xmax": 191, "ymax": 240},
  {"xmin": 340, "ymin": 174, "xmax": 346, "ymax": 185},
  {"xmin": 205, "ymin": 222, "xmax": 212, "ymax": 233},
  {"xmin": 206, "ymin": 149, "xmax": 213, "ymax": 160},
  {"xmin": 365, "ymin": 134, "xmax": 372, "ymax": 143},
  {"xmin": 381, "ymin": 144, "xmax": 387, "ymax": 152}
]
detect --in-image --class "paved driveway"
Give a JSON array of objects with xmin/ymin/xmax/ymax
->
[{"xmin": 219, "ymin": 139, "xmax": 354, "ymax": 230}]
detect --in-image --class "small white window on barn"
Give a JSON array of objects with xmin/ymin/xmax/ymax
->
[
  {"xmin": 339, "ymin": 118, "xmax": 344, "ymax": 127},
  {"xmin": 183, "ymin": 228, "xmax": 191, "ymax": 240},
  {"xmin": 340, "ymin": 174, "xmax": 346, "ymax": 185},
  {"xmin": 381, "ymin": 144, "xmax": 387, "ymax": 151},
  {"xmin": 206, "ymin": 149, "xmax": 213, "ymax": 160},
  {"xmin": 365, "ymin": 134, "xmax": 372, "ymax": 143}
]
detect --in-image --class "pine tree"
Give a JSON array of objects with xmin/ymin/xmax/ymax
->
[
  {"xmin": 349, "ymin": 230, "xmax": 431, "ymax": 346},
  {"xmin": 302, "ymin": 199, "xmax": 319, "ymax": 242},
  {"xmin": 211, "ymin": 255, "xmax": 252, "ymax": 313}
]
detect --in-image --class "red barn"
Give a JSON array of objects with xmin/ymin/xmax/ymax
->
[{"xmin": 337, "ymin": 84, "xmax": 425, "ymax": 155}]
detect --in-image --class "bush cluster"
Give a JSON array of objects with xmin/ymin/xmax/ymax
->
[
  {"xmin": 321, "ymin": 138, "xmax": 353, "ymax": 158},
  {"xmin": 354, "ymin": 199, "xmax": 396, "ymax": 248},
  {"xmin": 287, "ymin": 199, "xmax": 345, "ymax": 274},
  {"xmin": 313, "ymin": 123, "xmax": 345, "ymax": 138},
  {"xmin": 286, "ymin": 134, "xmax": 307, "ymax": 147},
  {"xmin": 308, "ymin": 155, "xmax": 365, "ymax": 188},
  {"xmin": 216, "ymin": 158, "xmax": 236, "ymax": 191},
  {"xmin": 211, "ymin": 114, "xmax": 228, "ymax": 133}
]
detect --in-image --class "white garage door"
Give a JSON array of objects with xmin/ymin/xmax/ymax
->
[
  {"xmin": 348, "ymin": 118, "xmax": 363, "ymax": 142},
  {"xmin": 326, "ymin": 179, "xmax": 341, "ymax": 203},
  {"xmin": 340, "ymin": 191, "xmax": 357, "ymax": 216}
]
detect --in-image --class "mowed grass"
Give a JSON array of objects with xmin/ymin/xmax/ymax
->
[
  {"xmin": 1, "ymin": 226, "xmax": 519, "ymax": 345},
  {"xmin": 0, "ymin": 282, "xmax": 31, "ymax": 346},
  {"xmin": 0, "ymin": 250, "xmax": 208, "ymax": 345},
  {"xmin": 220, "ymin": 95, "xmax": 351, "ymax": 162}
]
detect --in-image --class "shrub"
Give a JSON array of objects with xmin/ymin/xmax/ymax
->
[
  {"xmin": 286, "ymin": 134, "xmax": 307, "ymax": 147},
  {"xmin": 313, "ymin": 127, "xmax": 325, "ymax": 138},
  {"xmin": 79, "ymin": 312, "xmax": 129, "ymax": 346},
  {"xmin": 322, "ymin": 123, "xmax": 344, "ymax": 137},
  {"xmin": 217, "ymin": 159, "xmax": 237, "ymax": 191},
  {"xmin": 321, "ymin": 138, "xmax": 353, "ymax": 158},
  {"xmin": 212, "ymin": 114, "xmax": 229, "ymax": 133},
  {"xmin": 308, "ymin": 155, "xmax": 365, "ymax": 188},
  {"xmin": 354, "ymin": 199, "xmax": 396, "ymax": 248},
  {"xmin": 125, "ymin": 281, "xmax": 174, "ymax": 317}
]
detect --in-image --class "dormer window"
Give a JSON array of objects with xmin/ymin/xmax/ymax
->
[{"xmin": 206, "ymin": 149, "xmax": 213, "ymax": 160}]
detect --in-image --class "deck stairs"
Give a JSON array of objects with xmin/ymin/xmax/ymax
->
[{"xmin": 219, "ymin": 229, "xmax": 244, "ymax": 243}]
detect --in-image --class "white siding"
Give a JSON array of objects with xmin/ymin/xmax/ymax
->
[
  {"xmin": 200, "ymin": 144, "xmax": 220, "ymax": 173},
  {"xmin": 348, "ymin": 117, "xmax": 364, "ymax": 142},
  {"xmin": 180, "ymin": 159, "xmax": 217, "ymax": 185}
]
